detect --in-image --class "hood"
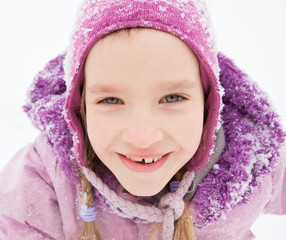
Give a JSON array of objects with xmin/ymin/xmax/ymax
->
[{"xmin": 63, "ymin": 0, "xmax": 223, "ymax": 173}]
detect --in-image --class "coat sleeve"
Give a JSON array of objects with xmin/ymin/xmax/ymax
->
[
  {"xmin": 0, "ymin": 139, "xmax": 65, "ymax": 239},
  {"xmin": 263, "ymin": 141, "xmax": 286, "ymax": 215}
]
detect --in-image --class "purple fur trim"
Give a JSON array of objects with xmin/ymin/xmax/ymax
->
[
  {"xmin": 23, "ymin": 53, "xmax": 81, "ymax": 184},
  {"xmin": 23, "ymin": 52, "xmax": 285, "ymax": 227},
  {"xmin": 193, "ymin": 53, "xmax": 286, "ymax": 227}
]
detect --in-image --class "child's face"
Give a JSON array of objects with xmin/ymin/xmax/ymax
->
[{"xmin": 84, "ymin": 28, "xmax": 204, "ymax": 196}]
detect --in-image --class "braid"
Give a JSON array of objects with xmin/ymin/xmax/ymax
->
[
  {"xmin": 173, "ymin": 202, "xmax": 195, "ymax": 240},
  {"xmin": 173, "ymin": 167, "xmax": 195, "ymax": 240},
  {"xmin": 80, "ymin": 174, "xmax": 103, "ymax": 240},
  {"xmin": 79, "ymin": 84, "xmax": 103, "ymax": 240}
]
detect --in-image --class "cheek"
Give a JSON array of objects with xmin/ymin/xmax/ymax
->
[
  {"xmin": 86, "ymin": 112, "xmax": 115, "ymax": 154},
  {"xmin": 171, "ymin": 108, "xmax": 204, "ymax": 152}
]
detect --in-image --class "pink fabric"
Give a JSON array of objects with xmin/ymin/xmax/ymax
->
[
  {"xmin": 1, "ymin": 135, "xmax": 285, "ymax": 239},
  {"xmin": 0, "ymin": 135, "xmax": 81, "ymax": 240}
]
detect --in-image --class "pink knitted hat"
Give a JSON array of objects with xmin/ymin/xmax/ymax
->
[{"xmin": 64, "ymin": 0, "xmax": 223, "ymax": 173}]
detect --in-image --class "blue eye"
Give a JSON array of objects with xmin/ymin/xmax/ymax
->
[
  {"xmin": 97, "ymin": 97, "xmax": 122, "ymax": 104},
  {"xmin": 161, "ymin": 94, "xmax": 185, "ymax": 103}
]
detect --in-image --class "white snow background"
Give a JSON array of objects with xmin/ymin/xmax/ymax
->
[{"xmin": 0, "ymin": 0, "xmax": 285, "ymax": 239}]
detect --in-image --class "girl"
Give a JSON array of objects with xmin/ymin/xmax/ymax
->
[{"xmin": 0, "ymin": 0, "xmax": 285, "ymax": 239}]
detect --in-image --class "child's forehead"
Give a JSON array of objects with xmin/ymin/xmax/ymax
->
[
  {"xmin": 84, "ymin": 28, "xmax": 202, "ymax": 92},
  {"xmin": 88, "ymin": 28, "xmax": 197, "ymax": 67}
]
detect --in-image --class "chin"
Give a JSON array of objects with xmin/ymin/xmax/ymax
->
[{"xmin": 122, "ymin": 179, "xmax": 167, "ymax": 197}]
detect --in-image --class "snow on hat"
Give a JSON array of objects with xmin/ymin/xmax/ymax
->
[{"xmin": 64, "ymin": 0, "xmax": 223, "ymax": 172}]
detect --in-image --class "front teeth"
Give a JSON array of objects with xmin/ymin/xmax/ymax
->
[{"xmin": 127, "ymin": 156, "xmax": 163, "ymax": 163}]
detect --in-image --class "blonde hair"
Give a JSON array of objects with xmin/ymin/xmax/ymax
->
[
  {"xmin": 79, "ymin": 86, "xmax": 103, "ymax": 240},
  {"xmin": 79, "ymin": 81, "xmax": 196, "ymax": 239}
]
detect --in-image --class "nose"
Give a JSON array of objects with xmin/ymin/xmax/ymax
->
[{"xmin": 122, "ymin": 111, "xmax": 164, "ymax": 149}]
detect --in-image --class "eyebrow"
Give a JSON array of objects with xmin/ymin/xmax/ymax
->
[
  {"xmin": 86, "ymin": 84, "xmax": 119, "ymax": 94},
  {"xmin": 86, "ymin": 79, "xmax": 198, "ymax": 95},
  {"xmin": 160, "ymin": 79, "xmax": 198, "ymax": 91}
]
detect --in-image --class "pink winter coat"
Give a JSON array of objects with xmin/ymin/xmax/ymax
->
[
  {"xmin": 1, "ymin": 0, "xmax": 286, "ymax": 239},
  {"xmin": 0, "ymin": 53, "xmax": 286, "ymax": 239}
]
